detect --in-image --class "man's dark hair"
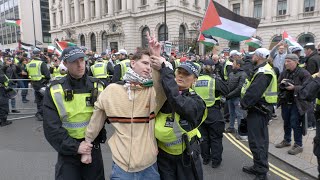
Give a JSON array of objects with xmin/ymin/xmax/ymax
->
[
  {"xmin": 132, "ymin": 48, "xmax": 151, "ymax": 61},
  {"xmin": 235, "ymin": 59, "xmax": 244, "ymax": 67}
]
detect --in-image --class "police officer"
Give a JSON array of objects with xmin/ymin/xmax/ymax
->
[
  {"xmin": 241, "ymin": 48, "xmax": 278, "ymax": 180},
  {"xmin": 0, "ymin": 68, "xmax": 13, "ymax": 126},
  {"xmin": 111, "ymin": 49, "xmax": 130, "ymax": 83},
  {"xmin": 194, "ymin": 60, "xmax": 229, "ymax": 168},
  {"xmin": 89, "ymin": 56, "xmax": 109, "ymax": 86},
  {"xmin": 50, "ymin": 56, "xmax": 61, "ymax": 79},
  {"xmin": 43, "ymin": 46, "xmax": 105, "ymax": 180},
  {"xmin": 26, "ymin": 49, "xmax": 51, "ymax": 121},
  {"xmin": 153, "ymin": 61, "xmax": 207, "ymax": 180},
  {"xmin": 296, "ymin": 71, "xmax": 320, "ymax": 179}
]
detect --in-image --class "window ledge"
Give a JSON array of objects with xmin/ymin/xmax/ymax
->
[
  {"xmin": 272, "ymin": 14, "xmax": 290, "ymax": 21},
  {"xmin": 180, "ymin": 0, "xmax": 189, "ymax": 6},
  {"xmin": 298, "ymin": 11, "xmax": 318, "ymax": 19},
  {"xmin": 193, "ymin": 4, "xmax": 200, "ymax": 10},
  {"xmin": 138, "ymin": 4, "xmax": 149, "ymax": 10}
]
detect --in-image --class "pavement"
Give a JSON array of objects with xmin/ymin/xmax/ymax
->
[{"xmin": 268, "ymin": 108, "xmax": 318, "ymax": 178}]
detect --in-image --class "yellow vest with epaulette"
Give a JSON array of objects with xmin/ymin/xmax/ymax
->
[
  {"xmin": 194, "ymin": 75, "xmax": 221, "ymax": 107},
  {"xmin": 52, "ymin": 74, "xmax": 67, "ymax": 81},
  {"xmin": 50, "ymin": 81, "xmax": 104, "ymax": 139},
  {"xmin": 90, "ymin": 62, "xmax": 109, "ymax": 78},
  {"xmin": 26, "ymin": 60, "xmax": 45, "ymax": 81},
  {"xmin": 316, "ymin": 99, "xmax": 320, "ymax": 106},
  {"xmin": 52, "ymin": 67, "xmax": 61, "ymax": 78},
  {"xmin": 119, "ymin": 59, "xmax": 131, "ymax": 80},
  {"xmin": 155, "ymin": 91, "xmax": 208, "ymax": 155},
  {"xmin": 223, "ymin": 59, "xmax": 233, "ymax": 81},
  {"xmin": 241, "ymin": 63, "xmax": 278, "ymax": 104},
  {"xmin": 174, "ymin": 59, "xmax": 181, "ymax": 69},
  {"xmin": 2, "ymin": 74, "xmax": 9, "ymax": 87}
]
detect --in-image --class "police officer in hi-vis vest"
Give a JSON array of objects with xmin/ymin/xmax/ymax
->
[
  {"xmin": 89, "ymin": 56, "xmax": 109, "ymax": 86},
  {"xmin": 26, "ymin": 49, "xmax": 51, "ymax": 121},
  {"xmin": 154, "ymin": 61, "xmax": 207, "ymax": 180},
  {"xmin": 43, "ymin": 46, "xmax": 106, "ymax": 180},
  {"xmin": 241, "ymin": 48, "xmax": 278, "ymax": 180},
  {"xmin": 194, "ymin": 60, "xmax": 229, "ymax": 169},
  {"xmin": 0, "ymin": 68, "xmax": 13, "ymax": 126},
  {"xmin": 111, "ymin": 49, "xmax": 130, "ymax": 83}
]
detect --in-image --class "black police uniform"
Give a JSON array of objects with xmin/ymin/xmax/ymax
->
[
  {"xmin": 29, "ymin": 57, "xmax": 51, "ymax": 120},
  {"xmin": 111, "ymin": 57, "xmax": 126, "ymax": 83},
  {"xmin": 157, "ymin": 65, "xmax": 206, "ymax": 180},
  {"xmin": 297, "ymin": 76, "xmax": 320, "ymax": 179},
  {"xmin": 0, "ymin": 68, "xmax": 11, "ymax": 126},
  {"xmin": 199, "ymin": 75, "xmax": 229, "ymax": 167},
  {"xmin": 240, "ymin": 62, "xmax": 273, "ymax": 178},
  {"xmin": 43, "ymin": 74, "xmax": 105, "ymax": 180}
]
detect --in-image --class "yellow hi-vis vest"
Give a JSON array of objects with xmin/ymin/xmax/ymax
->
[
  {"xmin": 52, "ymin": 74, "xmax": 67, "ymax": 81},
  {"xmin": 14, "ymin": 58, "xmax": 19, "ymax": 64},
  {"xmin": 50, "ymin": 82, "xmax": 104, "ymax": 139},
  {"xmin": 26, "ymin": 60, "xmax": 45, "ymax": 81},
  {"xmin": 241, "ymin": 63, "xmax": 278, "ymax": 104},
  {"xmin": 194, "ymin": 62, "xmax": 201, "ymax": 73},
  {"xmin": 174, "ymin": 59, "xmax": 181, "ymax": 69},
  {"xmin": 223, "ymin": 59, "xmax": 233, "ymax": 81},
  {"xmin": 2, "ymin": 74, "xmax": 9, "ymax": 87},
  {"xmin": 155, "ymin": 105, "xmax": 208, "ymax": 155},
  {"xmin": 194, "ymin": 75, "xmax": 221, "ymax": 107},
  {"xmin": 90, "ymin": 62, "xmax": 109, "ymax": 78},
  {"xmin": 52, "ymin": 67, "xmax": 61, "ymax": 78},
  {"xmin": 119, "ymin": 59, "xmax": 131, "ymax": 80},
  {"xmin": 316, "ymin": 98, "xmax": 320, "ymax": 106}
]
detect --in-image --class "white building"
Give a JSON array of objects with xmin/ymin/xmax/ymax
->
[
  {"xmin": 0, "ymin": 0, "xmax": 51, "ymax": 50},
  {"xmin": 49, "ymin": 0, "xmax": 320, "ymax": 54},
  {"xmin": 48, "ymin": 0, "xmax": 207, "ymax": 54},
  {"xmin": 215, "ymin": 0, "xmax": 320, "ymax": 51}
]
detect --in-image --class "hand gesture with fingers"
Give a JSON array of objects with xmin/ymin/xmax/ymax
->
[{"xmin": 147, "ymin": 31, "xmax": 161, "ymax": 57}]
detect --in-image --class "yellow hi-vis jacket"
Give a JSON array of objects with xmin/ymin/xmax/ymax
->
[
  {"xmin": 223, "ymin": 59, "xmax": 233, "ymax": 81},
  {"xmin": 194, "ymin": 75, "xmax": 221, "ymax": 107},
  {"xmin": 90, "ymin": 62, "xmax": 109, "ymax": 78},
  {"xmin": 26, "ymin": 60, "xmax": 45, "ymax": 81},
  {"xmin": 119, "ymin": 59, "xmax": 131, "ymax": 80}
]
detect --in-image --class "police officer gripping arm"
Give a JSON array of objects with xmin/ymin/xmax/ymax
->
[
  {"xmin": 43, "ymin": 47, "xmax": 105, "ymax": 180},
  {"xmin": 152, "ymin": 59, "xmax": 207, "ymax": 180},
  {"xmin": 240, "ymin": 48, "xmax": 278, "ymax": 180},
  {"xmin": 0, "ymin": 68, "xmax": 13, "ymax": 126}
]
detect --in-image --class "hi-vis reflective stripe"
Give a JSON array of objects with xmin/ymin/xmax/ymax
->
[
  {"xmin": 62, "ymin": 121, "xmax": 90, "ymax": 128},
  {"xmin": 164, "ymin": 137, "xmax": 183, "ymax": 147},
  {"xmin": 208, "ymin": 78, "xmax": 215, "ymax": 101},
  {"xmin": 51, "ymin": 84, "xmax": 68, "ymax": 122}
]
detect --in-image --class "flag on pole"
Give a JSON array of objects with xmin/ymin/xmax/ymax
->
[
  {"xmin": 200, "ymin": 0, "xmax": 260, "ymax": 42},
  {"xmin": 282, "ymin": 31, "xmax": 303, "ymax": 49},
  {"xmin": 55, "ymin": 41, "xmax": 76, "ymax": 51},
  {"xmin": 5, "ymin": 19, "xmax": 21, "ymax": 26},
  {"xmin": 48, "ymin": 44, "xmax": 62, "ymax": 56},
  {"xmin": 198, "ymin": 33, "xmax": 219, "ymax": 47},
  {"xmin": 20, "ymin": 41, "xmax": 33, "ymax": 51},
  {"xmin": 245, "ymin": 37, "xmax": 262, "ymax": 48}
]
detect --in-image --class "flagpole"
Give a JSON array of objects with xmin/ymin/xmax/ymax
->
[
  {"xmin": 164, "ymin": 0, "xmax": 167, "ymax": 41},
  {"xmin": 31, "ymin": 0, "xmax": 37, "ymax": 47}
]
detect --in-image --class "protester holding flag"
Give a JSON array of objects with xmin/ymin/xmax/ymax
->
[{"xmin": 270, "ymin": 41, "xmax": 288, "ymax": 73}]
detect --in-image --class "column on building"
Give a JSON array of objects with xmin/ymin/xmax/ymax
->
[
  {"xmin": 127, "ymin": 0, "xmax": 132, "ymax": 11},
  {"xmin": 57, "ymin": 8, "xmax": 62, "ymax": 26},
  {"xmin": 290, "ymin": 0, "xmax": 299, "ymax": 18},
  {"xmin": 95, "ymin": 0, "xmax": 101, "ymax": 18},
  {"xmin": 242, "ymin": 0, "xmax": 249, "ymax": 16},
  {"xmin": 101, "ymin": 0, "xmax": 106, "ymax": 15},
  {"xmin": 84, "ymin": 0, "xmax": 90, "ymax": 20},
  {"xmin": 108, "ymin": 0, "xmax": 113, "ymax": 15},
  {"xmin": 64, "ymin": 0, "xmax": 71, "ymax": 24},
  {"xmin": 265, "ymin": 0, "xmax": 273, "ymax": 20},
  {"xmin": 121, "ymin": 0, "xmax": 126, "ymax": 11},
  {"xmin": 74, "ymin": 0, "xmax": 80, "ymax": 22}
]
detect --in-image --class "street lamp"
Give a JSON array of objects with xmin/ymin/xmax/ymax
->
[
  {"xmin": 164, "ymin": 0, "xmax": 167, "ymax": 41},
  {"xmin": 31, "ymin": 0, "xmax": 37, "ymax": 46}
]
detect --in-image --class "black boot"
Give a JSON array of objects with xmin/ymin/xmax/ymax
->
[
  {"xmin": 0, "ymin": 119, "xmax": 12, "ymax": 127},
  {"xmin": 35, "ymin": 113, "xmax": 43, "ymax": 121},
  {"xmin": 242, "ymin": 165, "xmax": 258, "ymax": 175}
]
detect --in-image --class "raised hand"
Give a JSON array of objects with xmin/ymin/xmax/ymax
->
[{"xmin": 147, "ymin": 31, "xmax": 161, "ymax": 57}]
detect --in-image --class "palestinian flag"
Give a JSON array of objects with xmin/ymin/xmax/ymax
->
[
  {"xmin": 48, "ymin": 44, "xmax": 62, "ymax": 56},
  {"xmin": 55, "ymin": 41, "xmax": 76, "ymax": 51},
  {"xmin": 5, "ymin": 19, "xmax": 21, "ymax": 26},
  {"xmin": 245, "ymin": 37, "xmax": 262, "ymax": 48},
  {"xmin": 200, "ymin": 1, "xmax": 260, "ymax": 42},
  {"xmin": 282, "ymin": 31, "xmax": 303, "ymax": 49},
  {"xmin": 198, "ymin": 33, "xmax": 218, "ymax": 47},
  {"xmin": 20, "ymin": 41, "xmax": 33, "ymax": 51}
]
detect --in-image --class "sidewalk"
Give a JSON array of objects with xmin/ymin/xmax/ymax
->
[{"xmin": 268, "ymin": 108, "xmax": 318, "ymax": 178}]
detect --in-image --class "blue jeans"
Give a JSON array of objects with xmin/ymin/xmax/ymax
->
[
  {"xmin": 281, "ymin": 104, "xmax": 303, "ymax": 146},
  {"xmin": 110, "ymin": 162, "xmax": 160, "ymax": 180},
  {"xmin": 228, "ymin": 97, "xmax": 244, "ymax": 129}
]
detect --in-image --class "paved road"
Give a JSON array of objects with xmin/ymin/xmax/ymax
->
[{"xmin": 0, "ymin": 115, "xmax": 316, "ymax": 180}]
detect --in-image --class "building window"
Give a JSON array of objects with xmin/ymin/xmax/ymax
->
[
  {"xmin": 52, "ymin": 12, "xmax": 56, "ymax": 26},
  {"xmin": 277, "ymin": 0, "xmax": 287, "ymax": 15},
  {"xmin": 141, "ymin": 27, "xmax": 150, "ymax": 48},
  {"xmin": 141, "ymin": 0, "xmax": 147, "ymax": 6},
  {"xmin": 233, "ymin": 3, "xmax": 240, "ymax": 15},
  {"xmin": 70, "ymin": 6, "xmax": 75, "ymax": 22},
  {"xmin": 229, "ymin": 41, "xmax": 240, "ymax": 51},
  {"xmin": 269, "ymin": 35, "xmax": 282, "ymax": 49},
  {"xmin": 112, "ymin": 24, "xmax": 117, "ymax": 32},
  {"xmin": 118, "ymin": 0, "xmax": 122, "ymax": 11},
  {"xmin": 110, "ymin": 42, "xmax": 118, "ymax": 53},
  {"xmin": 90, "ymin": 33, "xmax": 96, "ymax": 51},
  {"xmin": 101, "ymin": 31, "xmax": 108, "ymax": 52},
  {"xmin": 253, "ymin": 0, "xmax": 262, "ymax": 18},
  {"xmin": 304, "ymin": 0, "xmax": 315, "ymax": 12},
  {"xmin": 179, "ymin": 25, "xmax": 186, "ymax": 52},
  {"xmin": 298, "ymin": 33, "xmax": 314, "ymax": 47},
  {"xmin": 158, "ymin": 24, "xmax": 168, "ymax": 42},
  {"xmin": 194, "ymin": 0, "xmax": 198, "ymax": 6},
  {"xmin": 81, "ymin": 4, "xmax": 85, "ymax": 20},
  {"xmin": 104, "ymin": 0, "xmax": 108, "ymax": 14},
  {"xmin": 91, "ymin": 1, "xmax": 96, "ymax": 17},
  {"xmin": 205, "ymin": 0, "xmax": 209, "ymax": 9},
  {"xmin": 80, "ymin": 34, "xmax": 85, "ymax": 46},
  {"xmin": 59, "ymin": 10, "xmax": 63, "ymax": 25}
]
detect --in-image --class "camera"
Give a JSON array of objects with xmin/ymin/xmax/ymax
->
[{"xmin": 279, "ymin": 79, "xmax": 294, "ymax": 90}]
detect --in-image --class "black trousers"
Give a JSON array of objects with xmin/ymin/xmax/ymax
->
[
  {"xmin": 55, "ymin": 144, "xmax": 105, "ymax": 180},
  {"xmin": 157, "ymin": 147, "xmax": 203, "ymax": 180},
  {"xmin": 314, "ymin": 108, "xmax": 320, "ymax": 178},
  {"xmin": 247, "ymin": 110, "xmax": 269, "ymax": 175},
  {"xmin": 199, "ymin": 121, "xmax": 225, "ymax": 164},
  {"xmin": 34, "ymin": 89, "xmax": 44, "ymax": 115},
  {"xmin": 0, "ymin": 87, "xmax": 9, "ymax": 122}
]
